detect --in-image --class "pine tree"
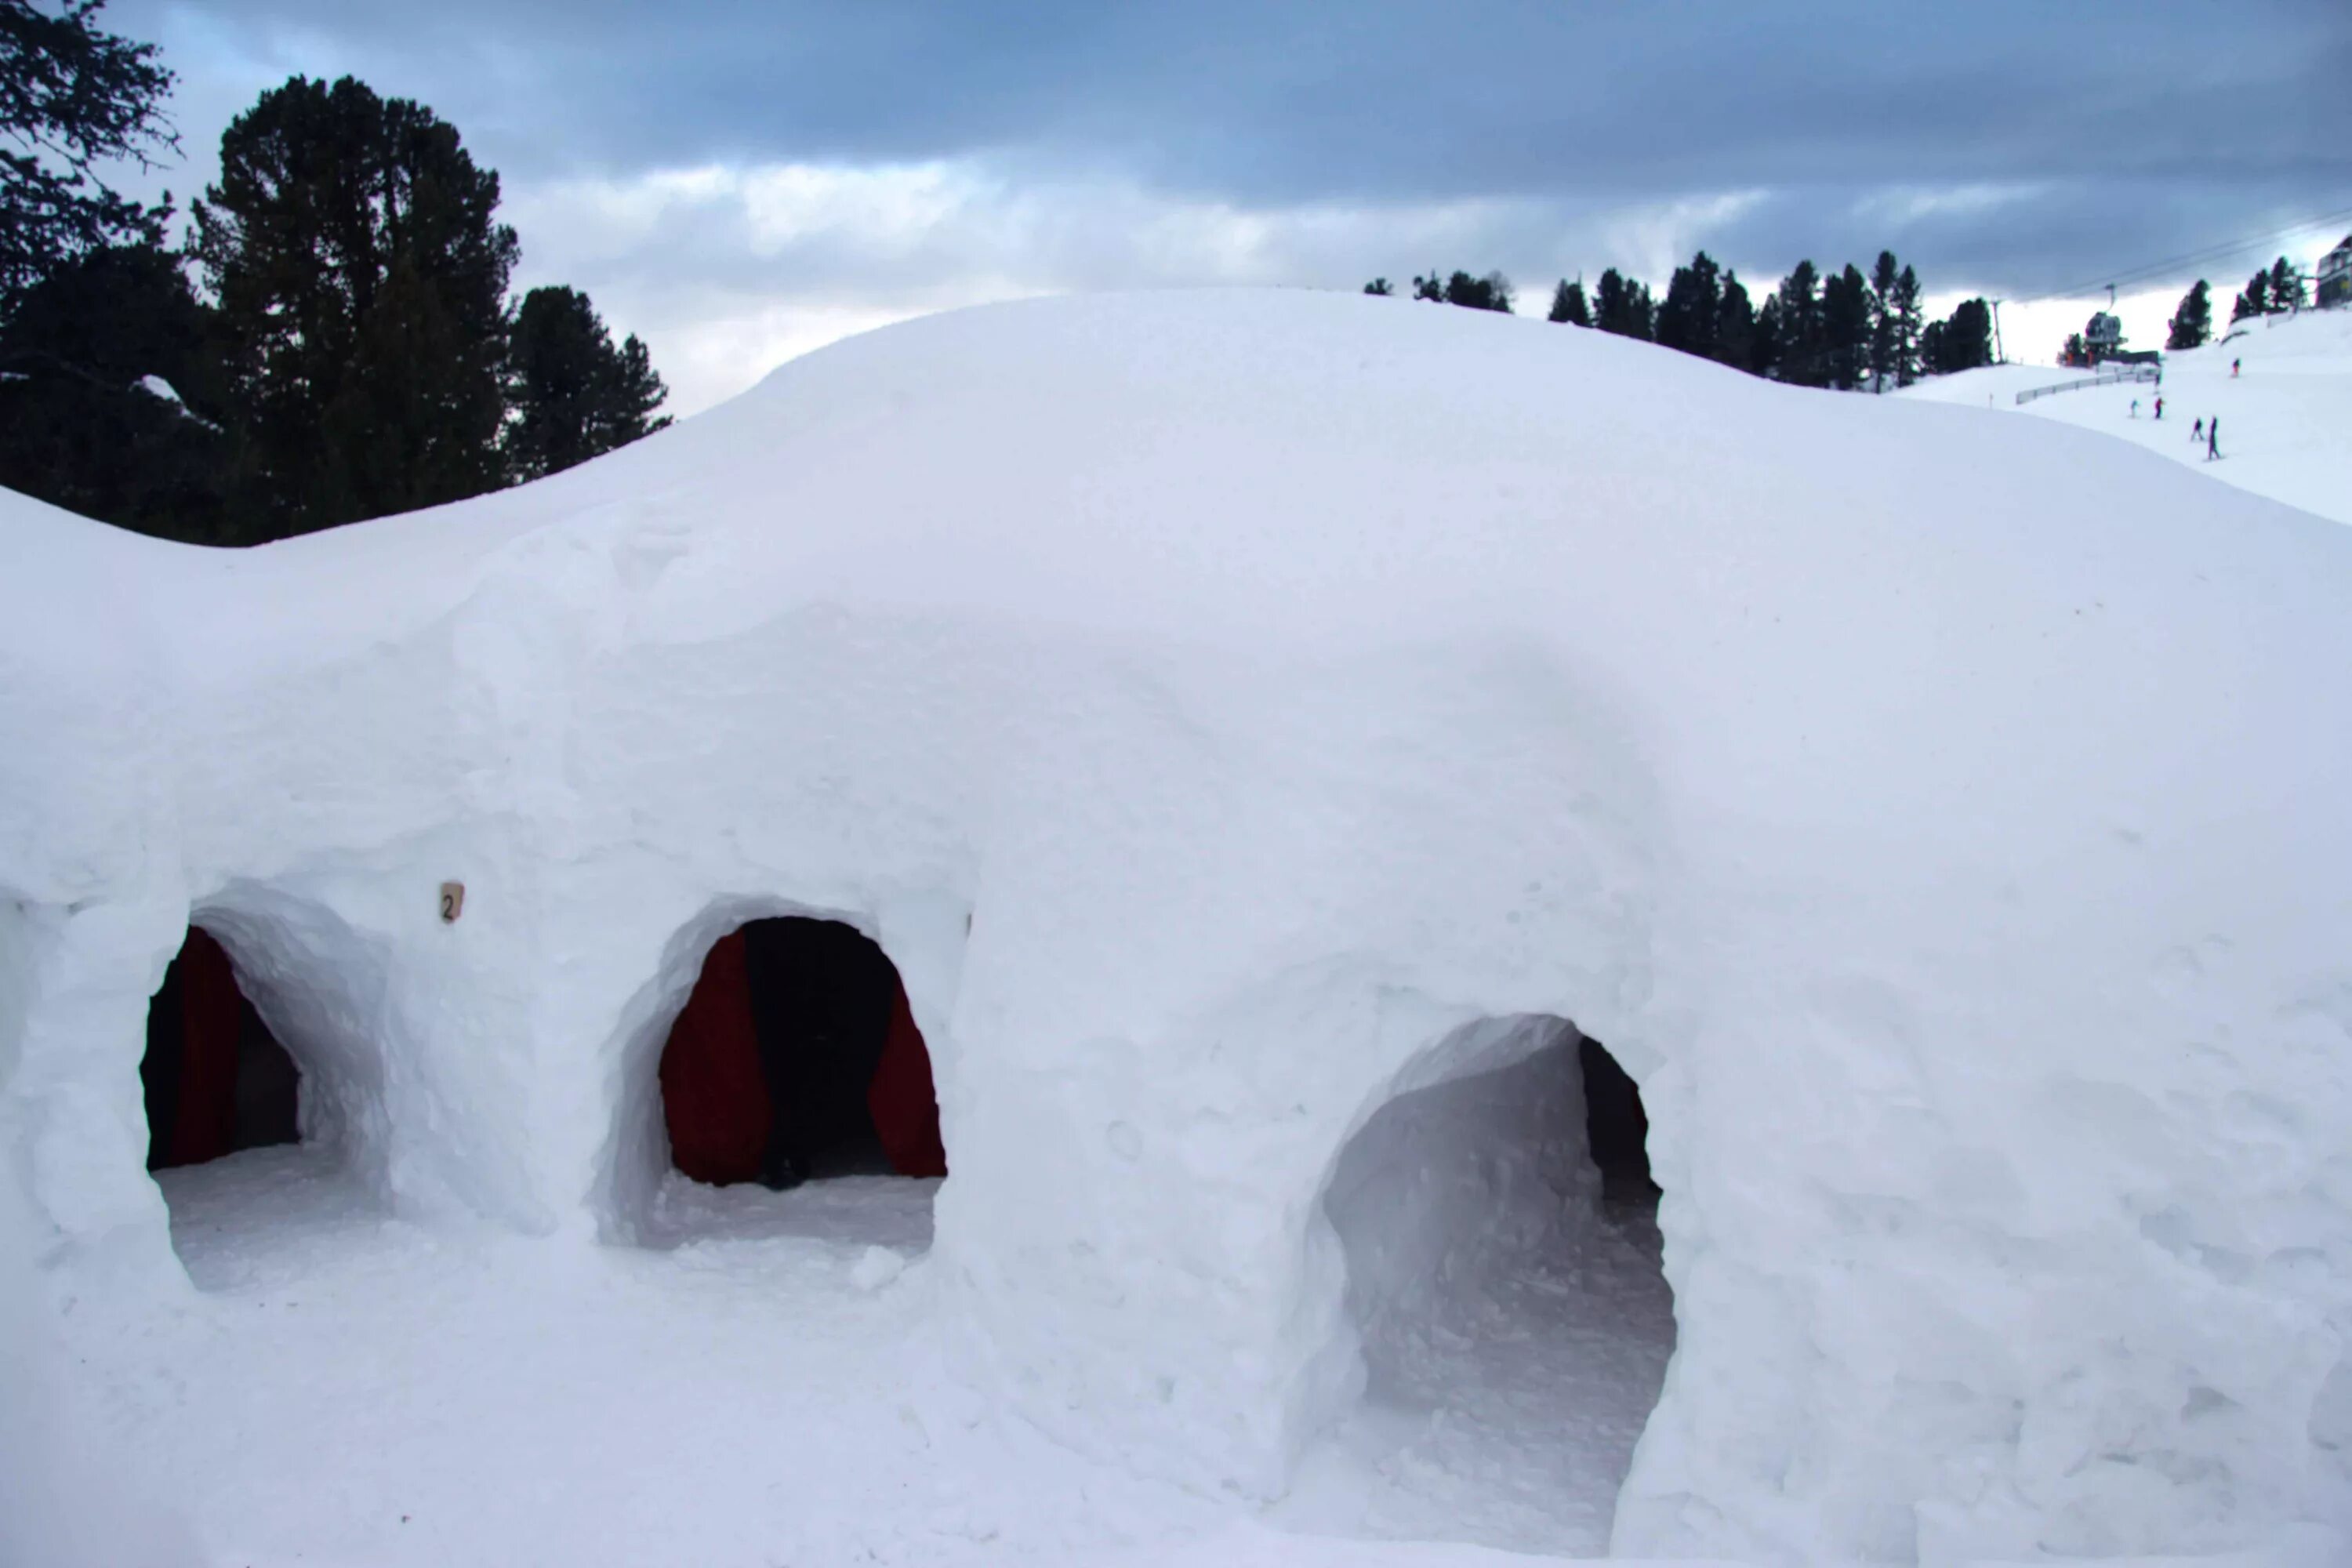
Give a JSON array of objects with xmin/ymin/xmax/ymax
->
[
  {"xmin": 1593, "ymin": 267, "xmax": 1653, "ymax": 340},
  {"xmin": 1592, "ymin": 268, "xmax": 1628, "ymax": 333},
  {"xmin": 1411, "ymin": 272, "xmax": 1445, "ymax": 302},
  {"xmin": 1654, "ymin": 250, "xmax": 1722, "ymax": 361},
  {"xmin": 1715, "ymin": 270, "xmax": 1755, "ymax": 371},
  {"xmin": 0, "ymin": 241, "xmax": 234, "ymax": 539},
  {"xmin": 2231, "ymin": 268, "xmax": 2269, "ymax": 322},
  {"xmin": 1867, "ymin": 251, "xmax": 1900, "ymax": 390},
  {"xmin": 1770, "ymin": 261, "xmax": 1824, "ymax": 384},
  {"xmin": 1938, "ymin": 298, "xmax": 1993, "ymax": 371},
  {"xmin": 0, "ymin": 0, "xmax": 178, "ymax": 314},
  {"xmin": 2166, "ymin": 280, "xmax": 2212, "ymax": 350},
  {"xmin": 1436, "ymin": 270, "xmax": 1511, "ymax": 312},
  {"xmin": 1917, "ymin": 319, "xmax": 1946, "ymax": 376},
  {"xmin": 2266, "ymin": 256, "xmax": 2305, "ymax": 313},
  {"xmin": 1363, "ymin": 278, "xmax": 1392, "ymax": 296},
  {"xmin": 1890, "ymin": 264, "xmax": 1923, "ymax": 387},
  {"xmin": 1751, "ymin": 293, "xmax": 1784, "ymax": 378},
  {"xmin": 504, "ymin": 285, "xmax": 671, "ymax": 481},
  {"xmin": 193, "ymin": 75, "xmax": 519, "ymax": 535},
  {"xmin": 1820, "ymin": 263, "xmax": 1871, "ymax": 390},
  {"xmin": 1547, "ymin": 277, "xmax": 1589, "ymax": 325}
]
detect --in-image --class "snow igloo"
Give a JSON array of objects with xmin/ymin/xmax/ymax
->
[{"xmin": 4, "ymin": 290, "xmax": 2351, "ymax": 1563}]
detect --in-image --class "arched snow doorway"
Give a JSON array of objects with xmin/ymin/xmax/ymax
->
[
  {"xmin": 1299, "ymin": 1015, "xmax": 1673, "ymax": 1555},
  {"xmin": 137, "ymin": 907, "xmax": 400, "ymax": 1288},
  {"xmin": 644, "ymin": 916, "xmax": 945, "ymax": 1247},
  {"xmin": 141, "ymin": 926, "xmax": 300, "ymax": 1171},
  {"xmin": 138, "ymin": 902, "xmax": 397, "ymax": 1285}
]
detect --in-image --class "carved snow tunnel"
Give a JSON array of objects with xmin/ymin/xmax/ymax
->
[
  {"xmin": 142, "ymin": 927, "xmax": 300, "ymax": 1174},
  {"xmin": 1298, "ymin": 1015, "xmax": 1674, "ymax": 1555},
  {"xmin": 140, "ymin": 906, "xmax": 395, "ymax": 1284},
  {"xmin": 638, "ymin": 914, "xmax": 946, "ymax": 1250}
]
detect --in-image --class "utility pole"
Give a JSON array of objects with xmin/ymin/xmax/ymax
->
[{"xmin": 1990, "ymin": 298, "xmax": 2006, "ymax": 364}]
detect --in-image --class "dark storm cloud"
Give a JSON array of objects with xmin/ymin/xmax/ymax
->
[
  {"xmin": 111, "ymin": 0, "xmax": 2352, "ymax": 296},
  {"xmin": 101, "ymin": 0, "xmax": 2352, "ymax": 407}
]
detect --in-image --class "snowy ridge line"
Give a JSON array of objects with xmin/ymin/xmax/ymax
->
[{"xmin": 2, "ymin": 289, "xmax": 2350, "ymax": 1564}]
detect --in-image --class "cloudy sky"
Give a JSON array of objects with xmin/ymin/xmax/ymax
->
[{"xmin": 103, "ymin": 0, "xmax": 2352, "ymax": 413}]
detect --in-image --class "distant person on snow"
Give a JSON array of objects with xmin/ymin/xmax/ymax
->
[
  {"xmin": 2193, "ymin": 416, "xmax": 2204, "ymax": 443},
  {"xmin": 2207, "ymin": 417, "xmax": 2220, "ymax": 460},
  {"xmin": 2130, "ymin": 398, "xmax": 2140, "ymax": 418},
  {"xmin": 2232, "ymin": 358, "xmax": 2241, "ymax": 377},
  {"xmin": 2154, "ymin": 396, "xmax": 2162, "ymax": 420}
]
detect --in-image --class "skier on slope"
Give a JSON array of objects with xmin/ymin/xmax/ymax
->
[
  {"xmin": 2154, "ymin": 396, "xmax": 2162, "ymax": 420},
  {"xmin": 2193, "ymin": 416, "xmax": 2204, "ymax": 444},
  {"xmin": 2232, "ymin": 358, "xmax": 2241, "ymax": 378},
  {"xmin": 2207, "ymin": 417, "xmax": 2220, "ymax": 461},
  {"xmin": 2130, "ymin": 398, "xmax": 2140, "ymax": 419}
]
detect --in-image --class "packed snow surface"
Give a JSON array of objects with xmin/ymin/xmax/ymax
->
[
  {"xmin": 5, "ymin": 289, "xmax": 2352, "ymax": 1565},
  {"xmin": 1899, "ymin": 307, "xmax": 2352, "ymax": 524}
]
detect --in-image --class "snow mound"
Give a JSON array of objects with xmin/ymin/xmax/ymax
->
[
  {"xmin": 1900, "ymin": 307, "xmax": 2352, "ymax": 524},
  {"xmin": 3, "ymin": 289, "xmax": 2350, "ymax": 1563}
]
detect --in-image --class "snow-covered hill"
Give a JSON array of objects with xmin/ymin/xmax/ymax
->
[
  {"xmin": 1900, "ymin": 307, "xmax": 2352, "ymax": 524},
  {"xmin": 4, "ymin": 292, "xmax": 2349, "ymax": 1567}
]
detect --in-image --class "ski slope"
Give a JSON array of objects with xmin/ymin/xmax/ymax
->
[{"xmin": 1900, "ymin": 307, "xmax": 2352, "ymax": 525}]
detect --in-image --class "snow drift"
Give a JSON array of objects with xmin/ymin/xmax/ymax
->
[{"xmin": 3, "ymin": 289, "xmax": 2350, "ymax": 1562}]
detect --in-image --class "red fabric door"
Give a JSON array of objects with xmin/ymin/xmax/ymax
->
[
  {"xmin": 659, "ymin": 932, "xmax": 772, "ymax": 1185},
  {"xmin": 866, "ymin": 978, "xmax": 946, "ymax": 1178},
  {"xmin": 168, "ymin": 929, "xmax": 244, "ymax": 1167}
]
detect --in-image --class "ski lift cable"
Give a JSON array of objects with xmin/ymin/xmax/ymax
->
[
  {"xmin": 2029, "ymin": 205, "xmax": 2352, "ymax": 301},
  {"xmin": 2027, "ymin": 215, "xmax": 2352, "ymax": 305},
  {"xmin": 2016, "ymin": 203, "xmax": 2352, "ymax": 306}
]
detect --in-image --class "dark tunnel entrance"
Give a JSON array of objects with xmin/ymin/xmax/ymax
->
[
  {"xmin": 1580, "ymin": 1034, "xmax": 1659, "ymax": 1207},
  {"xmin": 141, "ymin": 927, "xmax": 301, "ymax": 1170},
  {"xmin": 1306, "ymin": 1018, "xmax": 1674, "ymax": 1555},
  {"xmin": 659, "ymin": 916, "xmax": 945, "ymax": 1189}
]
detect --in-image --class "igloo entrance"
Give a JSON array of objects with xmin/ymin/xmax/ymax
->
[
  {"xmin": 1305, "ymin": 1016, "xmax": 1675, "ymax": 1555},
  {"xmin": 141, "ymin": 927, "xmax": 300, "ymax": 1171},
  {"xmin": 137, "ymin": 903, "xmax": 398, "ymax": 1284},
  {"xmin": 657, "ymin": 916, "xmax": 945, "ymax": 1192}
]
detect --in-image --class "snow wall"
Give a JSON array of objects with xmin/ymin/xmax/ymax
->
[{"xmin": 3, "ymin": 290, "xmax": 2350, "ymax": 1562}]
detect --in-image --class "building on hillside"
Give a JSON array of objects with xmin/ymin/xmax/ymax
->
[
  {"xmin": 2083, "ymin": 310, "xmax": 2124, "ymax": 362},
  {"xmin": 2066, "ymin": 310, "xmax": 2156, "ymax": 369},
  {"xmin": 2320, "ymin": 236, "xmax": 2352, "ymax": 309}
]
